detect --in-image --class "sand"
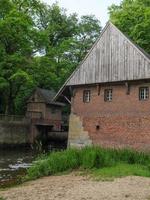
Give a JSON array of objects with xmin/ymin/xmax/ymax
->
[{"xmin": 0, "ymin": 174, "xmax": 150, "ymax": 200}]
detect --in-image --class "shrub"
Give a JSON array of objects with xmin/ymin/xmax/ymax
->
[
  {"xmin": 0, "ymin": 197, "xmax": 5, "ymax": 200},
  {"xmin": 26, "ymin": 146, "xmax": 150, "ymax": 180},
  {"xmin": 26, "ymin": 148, "xmax": 80, "ymax": 180}
]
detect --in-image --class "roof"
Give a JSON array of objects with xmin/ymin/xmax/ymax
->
[
  {"xmin": 124, "ymin": 32, "xmax": 150, "ymax": 60},
  {"xmin": 54, "ymin": 21, "xmax": 150, "ymax": 101},
  {"xmin": 37, "ymin": 88, "xmax": 56, "ymax": 104},
  {"xmin": 33, "ymin": 88, "xmax": 64, "ymax": 106}
]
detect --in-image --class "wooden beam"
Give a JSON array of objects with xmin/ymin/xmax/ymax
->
[
  {"xmin": 63, "ymin": 95, "xmax": 71, "ymax": 104},
  {"xmin": 125, "ymin": 82, "xmax": 130, "ymax": 95},
  {"xmin": 69, "ymin": 86, "xmax": 73, "ymax": 97},
  {"xmin": 97, "ymin": 84, "xmax": 101, "ymax": 95}
]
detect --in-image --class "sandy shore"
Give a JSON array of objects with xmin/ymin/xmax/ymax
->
[{"xmin": 0, "ymin": 174, "xmax": 150, "ymax": 200}]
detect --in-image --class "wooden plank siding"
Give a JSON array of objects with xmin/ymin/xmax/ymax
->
[{"xmin": 66, "ymin": 22, "xmax": 150, "ymax": 86}]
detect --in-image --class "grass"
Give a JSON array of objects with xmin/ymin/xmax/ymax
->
[
  {"xmin": 0, "ymin": 197, "xmax": 5, "ymax": 200},
  {"xmin": 25, "ymin": 146, "xmax": 150, "ymax": 181},
  {"xmin": 91, "ymin": 163, "xmax": 150, "ymax": 180}
]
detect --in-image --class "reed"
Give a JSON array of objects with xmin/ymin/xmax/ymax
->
[{"xmin": 26, "ymin": 146, "xmax": 150, "ymax": 180}]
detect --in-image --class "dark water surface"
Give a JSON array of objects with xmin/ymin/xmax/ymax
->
[
  {"xmin": 0, "ymin": 148, "xmax": 34, "ymax": 186},
  {"xmin": 0, "ymin": 142, "xmax": 66, "ymax": 187}
]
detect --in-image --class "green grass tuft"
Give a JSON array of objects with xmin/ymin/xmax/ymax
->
[
  {"xmin": 26, "ymin": 146, "xmax": 150, "ymax": 180},
  {"xmin": 91, "ymin": 163, "xmax": 150, "ymax": 180},
  {"xmin": 0, "ymin": 197, "xmax": 6, "ymax": 200}
]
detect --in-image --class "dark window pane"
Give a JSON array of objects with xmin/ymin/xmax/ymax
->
[
  {"xmin": 83, "ymin": 90, "xmax": 91, "ymax": 103},
  {"xmin": 104, "ymin": 89, "xmax": 112, "ymax": 102}
]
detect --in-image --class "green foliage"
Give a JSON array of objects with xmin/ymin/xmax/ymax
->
[
  {"xmin": 0, "ymin": 0, "xmax": 40, "ymax": 114},
  {"xmin": 0, "ymin": 0, "xmax": 101, "ymax": 114},
  {"xmin": 80, "ymin": 147, "xmax": 115, "ymax": 169},
  {"xmin": 1, "ymin": 0, "xmax": 149, "ymax": 115},
  {"xmin": 109, "ymin": 0, "xmax": 150, "ymax": 54},
  {"xmin": 92, "ymin": 164, "xmax": 150, "ymax": 180},
  {"xmin": 26, "ymin": 148, "xmax": 80, "ymax": 179},
  {"xmin": 26, "ymin": 146, "xmax": 150, "ymax": 180},
  {"xmin": 34, "ymin": 4, "xmax": 101, "ymax": 89},
  {"xmin": 0, "ymin": 197, "xmax": 5, "ymax": 200}
]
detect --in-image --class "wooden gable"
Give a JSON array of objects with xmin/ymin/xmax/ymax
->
[
  {"xmin": 66, "ymin": 22, "xmax": 150, "ymax": 86},
  {"xmin": 28, "ymin": 90, "xmax": 45, "ymax": 103}
]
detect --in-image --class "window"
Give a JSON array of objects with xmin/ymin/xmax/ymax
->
[
  {"xmin": 83, "ymin": 90, "xmax": 90, "ymax": 103},
  {"xmin": 139, "ymin": 87, "xmax": 149, "ymax": 100},
  {"xmin": 104, "ymin": 89, "xmax": 112, "ymax": 102}
]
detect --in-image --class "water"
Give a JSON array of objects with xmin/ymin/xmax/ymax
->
[
  {"xmin": 0, "ymin": 148, "xmax": 34, "ymax": 186},
  {"xmin": 0, "ymin": 142, "xmax": 67, "ymax": 187}
]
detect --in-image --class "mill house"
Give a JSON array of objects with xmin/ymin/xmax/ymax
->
[
  {"xmin": 54, "ymin": 22, "xmax": 150, "ymax": 151},
  {"xmin": 26, "ymin": 88, "xmax": 65, "ymax": 143}
]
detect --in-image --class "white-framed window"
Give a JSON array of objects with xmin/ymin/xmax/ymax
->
[
  {"xmin": 139, "ymin": 87, "xmax": 149, "ymax": 100},
  {"xmin": 104, "ymin": 89, "xmax": 112, "ymax": 102},
  {"xmin": 83, "ymin": 90, "xmax": 90, "ymax": 103}
]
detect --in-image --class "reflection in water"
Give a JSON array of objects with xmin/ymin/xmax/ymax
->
[
  {"xmin": 0, "ymin": 142, "xmax": 67, "ymax": 186},
  {"xmin": 0, "ymin": 148, "xmax": 34, "ymax": 184}
]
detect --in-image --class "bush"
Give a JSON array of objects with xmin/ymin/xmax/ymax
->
[
  {"xmin": 26, "ymin": 146, "xmax": 150, "ymax": 180},
  {"xmin": 26, "ymin": 148, "xmax": 80, "ymax": 180}
]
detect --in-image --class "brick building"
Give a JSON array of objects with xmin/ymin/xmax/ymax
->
[{"xmin": 54, "ymin": 22, "xmax": 150, "ymax": 151}]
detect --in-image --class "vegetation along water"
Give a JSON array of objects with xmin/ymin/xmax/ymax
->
[
  {"xmin": 0, "ymin": 148, "xmax": 34, "ymax": 188},
  {"xmin": 0, "ymin": 142, "xmax": 66, "ymax": 188},
  {"xmin": 26, "ymin": 146, "xmax": 150, "ymax": 181}
]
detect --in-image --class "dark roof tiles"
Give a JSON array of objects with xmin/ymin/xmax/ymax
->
[{"xmin": 37, "ymin": 88, "xmax": 64, "ymax": 106}]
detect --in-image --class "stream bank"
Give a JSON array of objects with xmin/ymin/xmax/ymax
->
[{"xmin": 0, "ymin": 174, "xmax": 150, "ymax": 200}]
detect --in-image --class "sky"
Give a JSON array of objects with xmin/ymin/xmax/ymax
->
[{"xmin": 42, "ymin": 0, "xmax": 122, "ymax": 27}]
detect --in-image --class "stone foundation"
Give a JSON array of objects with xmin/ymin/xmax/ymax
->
[{"xmin": 68, "ymin": 113, "xmax": 92, "ymax": 148}]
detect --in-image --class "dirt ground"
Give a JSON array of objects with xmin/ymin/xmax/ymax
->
[{"xmin": 0, "ymin": 174, "xmax": 150, "ymax": 200}]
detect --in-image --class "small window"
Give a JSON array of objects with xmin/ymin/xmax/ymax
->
[
  {"xmin": 83, "ymin": 90, "xmax": 90, "ymax": 103},
  {"xmin": 139, "ymin": 87, "xmax": 149, "ymax": 100},
  {"xmin": 104, "ymin": 89, "xmax": 112, "ymax": 102}
]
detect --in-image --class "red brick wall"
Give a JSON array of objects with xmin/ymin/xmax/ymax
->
[{"xmin": 71, "ymin": 83, "xmax": 150, "ymax": 151}]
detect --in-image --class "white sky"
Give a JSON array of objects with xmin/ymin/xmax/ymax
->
[{"xmin": 42, "ymin": 0, "xmax": 122, "ymax": 27}]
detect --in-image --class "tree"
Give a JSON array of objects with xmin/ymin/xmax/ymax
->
[
  {"xmin": 109, "ymin": 0, "xmax": 150, "ymax": 54},
  {"xmin": 0, "ymin": 0, "xmax": 101, "ymax": 114},
  {"xmin": 34, "ymin": 4, "xmax": 101, "ymax": 88},
  {"xmin": 0, "ymin": 0, "xmax": 40, "ymax": 114}
]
